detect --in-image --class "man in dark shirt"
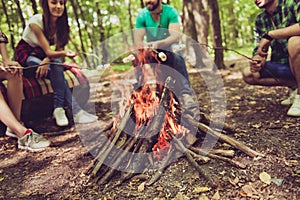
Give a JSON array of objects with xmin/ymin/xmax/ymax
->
[{"xmin": 242, "ymin": 0, "xmax": 300, "ymax": 116}]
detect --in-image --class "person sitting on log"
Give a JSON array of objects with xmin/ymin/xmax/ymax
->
[
  {"xmin": 0, "ymin": 30, "xmax": 50, "ymax": 151},
  {"xmin": 15, "ymin": 0, "xmax": 98, "ymax": 127},
  {"xmin": 133, "ymin": 0, "xmax": 198, "ymax": 112},
  {"xmin": 242, "ymin": 0, "xmax": 300, "ymax": 116}
]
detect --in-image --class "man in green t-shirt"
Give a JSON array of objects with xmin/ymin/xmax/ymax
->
[{"xmin": 134, "ymin": 0, "xmax": 197, "ymax": 110}]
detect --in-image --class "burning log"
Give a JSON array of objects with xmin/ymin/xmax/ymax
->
[
  {"xmin": 87, "ymin": 48, "xmax": 263, "ymax": 188},
  {"xmin": 91, "ymin": 104, "xmax": 134, "ymax": 177}
]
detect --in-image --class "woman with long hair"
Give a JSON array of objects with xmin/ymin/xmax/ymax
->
[{"xmin": 15, "ymin": 0, "xmax": 97, "ymax": 127}]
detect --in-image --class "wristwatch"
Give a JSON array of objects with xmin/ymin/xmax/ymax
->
[{"xmin": 262, "ymin": 32, "xmax": 273, "ymax": 41}]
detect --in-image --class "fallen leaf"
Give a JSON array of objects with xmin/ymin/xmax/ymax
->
[
  {"xmin": 0, "ymin": 177, "xmax": 4, "ymax": 182},
  {"xmin": 173, "ymin": 192, "xmax": 188, "ymax": 200},
  {"xmin": 259, "ymin": 172, "xmax": 271, "ymax": 185},
  {"xmin": 138, "ymin": 182, "xmax": 145, "ymax": 192},
  {"xmin": 241, "ymin": 184, "xmax": 258, "ymax": 197},
  {"xmin": 211, "ymin": 190, "xmax": 220, "ymax": 200},
  {"xmin": 271, "ymin": 178, "xmax": 283, "ymax": 186},
  {"xmin": 193, "ymin": 186, "xmax": 211, "ymax": 193},
  {"xmin": 198, "ymin": 194, "xmax": 209, "ymax": 200}
]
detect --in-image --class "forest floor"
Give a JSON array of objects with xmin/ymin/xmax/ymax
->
[{"xmin": 0, "ymin": 58, "xmax": 299, "ymax": 200}]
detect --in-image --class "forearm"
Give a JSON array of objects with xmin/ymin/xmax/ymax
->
[
  {"xmin": 268, "ymin": 23, "xmax": 300, "ymax": 39},
  {"xmin": 156, "ymin": 35, "xmax": 179, "ymax": 48},
  {"xmin": 44, "ymin": 49, "xmax": 66, "ymax": 59},
  {"xmin": 0, "ymin": 43, "xmax": 10, "ymax": 62}
]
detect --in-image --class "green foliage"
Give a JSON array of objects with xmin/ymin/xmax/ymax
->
[
  {"xmin": 111, "ymin": 63, "xmax": 132, "ymax": 73},
  {"xmin": 219, "ymin": 0, "xmax": 261, "ymax": 49},
  {"xmin": 0, "ymin": 0, "xmax": 261, "ymax": 63}
]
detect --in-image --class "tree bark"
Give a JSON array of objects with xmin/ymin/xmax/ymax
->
[
  {"xmin": 96, "ymin": 2, "xmax": 108, "ymax": 64},
  {"xmin": 14, "ymin": 0, "xmax": 26, "ymax": 29},
  {"xmin": 208, "ymin": 0, "xmax": 225, "ymax": 69},
  {"xmin": 1, "ymin": 0, "xmax": 15, "ymax": 51},
  {"xmin": 127, "ymin": 0, "xmax": 134, "ymax": 45},
  {"xmin": 182, "ymin": 0, "xmax": 209, "ymax": 68},
  {"xmin": 29, "ymin": 0, "xmax": 38, "ymax": 14},
  {"xmin": 69, "ymin": 0, "xmax": 87, "ymax": 59}
]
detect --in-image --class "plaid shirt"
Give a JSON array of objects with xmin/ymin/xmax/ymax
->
[
  {"xmin": 253, "ymin": 0, "xmax": 300, "ymax": 64},
  {"xmin": 15, "ymin": 39, "xmax": 46, "ymax": 67}
]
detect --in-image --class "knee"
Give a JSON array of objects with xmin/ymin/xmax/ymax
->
[
  {"xmin": 288, "ymin": 36, "xmax": 300, "ymax": 57},
  {"xmin": 242, "ymin": 68, "xmax": 258, "ymax": 85}
]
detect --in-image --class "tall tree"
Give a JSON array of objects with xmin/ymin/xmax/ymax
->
[
  {"xmin": 69, "ymin": 0, "xmax": 86, "ymax": 59},
  {"xmin": 96, "ymin": 2, "xmax": 108, "ymax": 64},
  {"xmin": 1, "ymin": 0, "xmax": 15, "ymax": 50},
  {"xmin": 140, "ymin": 0, "xmax": 144, "ymax": 8},
  {"xmin": 14, "ymin": 0, "xmax": 26, "ymax": 29},
  {"xmin": 207, "ymin": 0, "xmax": 225, "ymax": 69},
  {"xmin": 29, "ymin": 0, "xmax": 38, "ymax": 14},
  {"xmin": 182, "ymin": 0, "xmax": 209, "ymax": 68},
  {"xmin": 127, "ymin": 0, "xmax": 134, "ymax": 44}
]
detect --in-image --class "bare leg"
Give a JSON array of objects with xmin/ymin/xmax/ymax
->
[
  {"xmin": 6, "ymin": 74, "xmax": 23, "ymax": 121},
  {"xmin": 0, "ymin": 71, "xmax": 23, "ymax": 121},
  {"xmin": 283, "ymin": 36, "xmax": 300, "ymax": 116},
  {"xmin": 0, "ymin": 92, "xmax": 26, "ymax": 138},
  {"xmin": 288, "ymin": 36, "xmax": 300, "ymax": 94}
]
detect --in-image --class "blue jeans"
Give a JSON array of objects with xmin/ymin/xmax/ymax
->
[
  {"xmin": 260, "ymin": 61, "xmax": 295, "ymax": 81},
  {"xmin": 24, "ymin": 56, "xmax": 82, "ymax": 114}
]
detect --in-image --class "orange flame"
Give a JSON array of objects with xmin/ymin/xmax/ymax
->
[{"xmin": 115, "ymin": 48, "xmax": 188, "ymax": 160}]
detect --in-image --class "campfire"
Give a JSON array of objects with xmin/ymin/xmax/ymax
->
[{"xmin": 86, "ymin": 48, "xmax": 263, "ymax": 188}]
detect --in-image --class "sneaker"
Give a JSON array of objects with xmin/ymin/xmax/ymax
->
[
  {"xmin": 18, "ymin": 129, "xmax": 51, "ymax": 151},
  {"xmin": 53, "ymin": 107, "xmax": 69, "ymax": 126},
  {"xmin": 74, "ymin": 110, "xmax": 98, "ymax": 124},
  {"xmin": 5, "ymin": 128, "xmax": 18, "ymax": 138},
  {"xmin": 287, "ymin": 94, "xmax": 300, "ymax": 117},
  {"xmin": 281, "ymin": 88, "xmax": 298, "ymax": 106}
]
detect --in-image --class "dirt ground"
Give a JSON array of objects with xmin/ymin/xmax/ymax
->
[{"xmin": 0, "ymin": 59, "xmax": 299, "ymax": 200}]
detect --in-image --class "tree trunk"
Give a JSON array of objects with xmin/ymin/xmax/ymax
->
[
  {"xmin": 112, "ymin": 0, "xmax": 129, "ymax": 49},
  {"xmin": 182, "ymin": 0, "xmax": 209, "ymax": 68},
  {"xmin": 14, "ymin": 0, "xmax": 26, "ymax": 29},
  {"xmin": 74, "ymin": 0, "xmax": 96, "ymax": 67},
  {"xmin": 29, "ymin": 0, "xmax": 38, "ymax": 14},
  {"xmin": 75, "ymin": 0, "xmax": 93, "ymax": 47},
  {"xmin": 127, "ymin": 0, "xmax": 134, "ymax": 45},
  {"xmin": 1, "ymin": 0, "xmax": 15, "ymax": 51},
  {"xmin": 208, "ymin": 0, "xmax": 225, "ymax": 69},
  {"xmin": 96, "ymin": 2, "xmax": 108, "ymax": 64},
  {"xmin": 69, "ymin": 0, "xmax": 92, "ymax": 67},
  {"xmin": 140, "ymin": 0, "xmax": 144, "ymax": 8}
]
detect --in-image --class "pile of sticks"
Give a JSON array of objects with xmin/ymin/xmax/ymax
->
[{"xmin": 85, "ymin": 76, "xmax": 263, "ymax": 188}]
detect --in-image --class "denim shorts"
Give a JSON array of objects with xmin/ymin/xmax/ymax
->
[{"xmin": 260, "ymin": 61, "xmax": 295, "ymax": 81}]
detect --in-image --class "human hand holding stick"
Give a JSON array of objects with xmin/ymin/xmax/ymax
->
[{"xmin": 123, "ymin": 48, "xmax": 168, "ymax": 63}]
